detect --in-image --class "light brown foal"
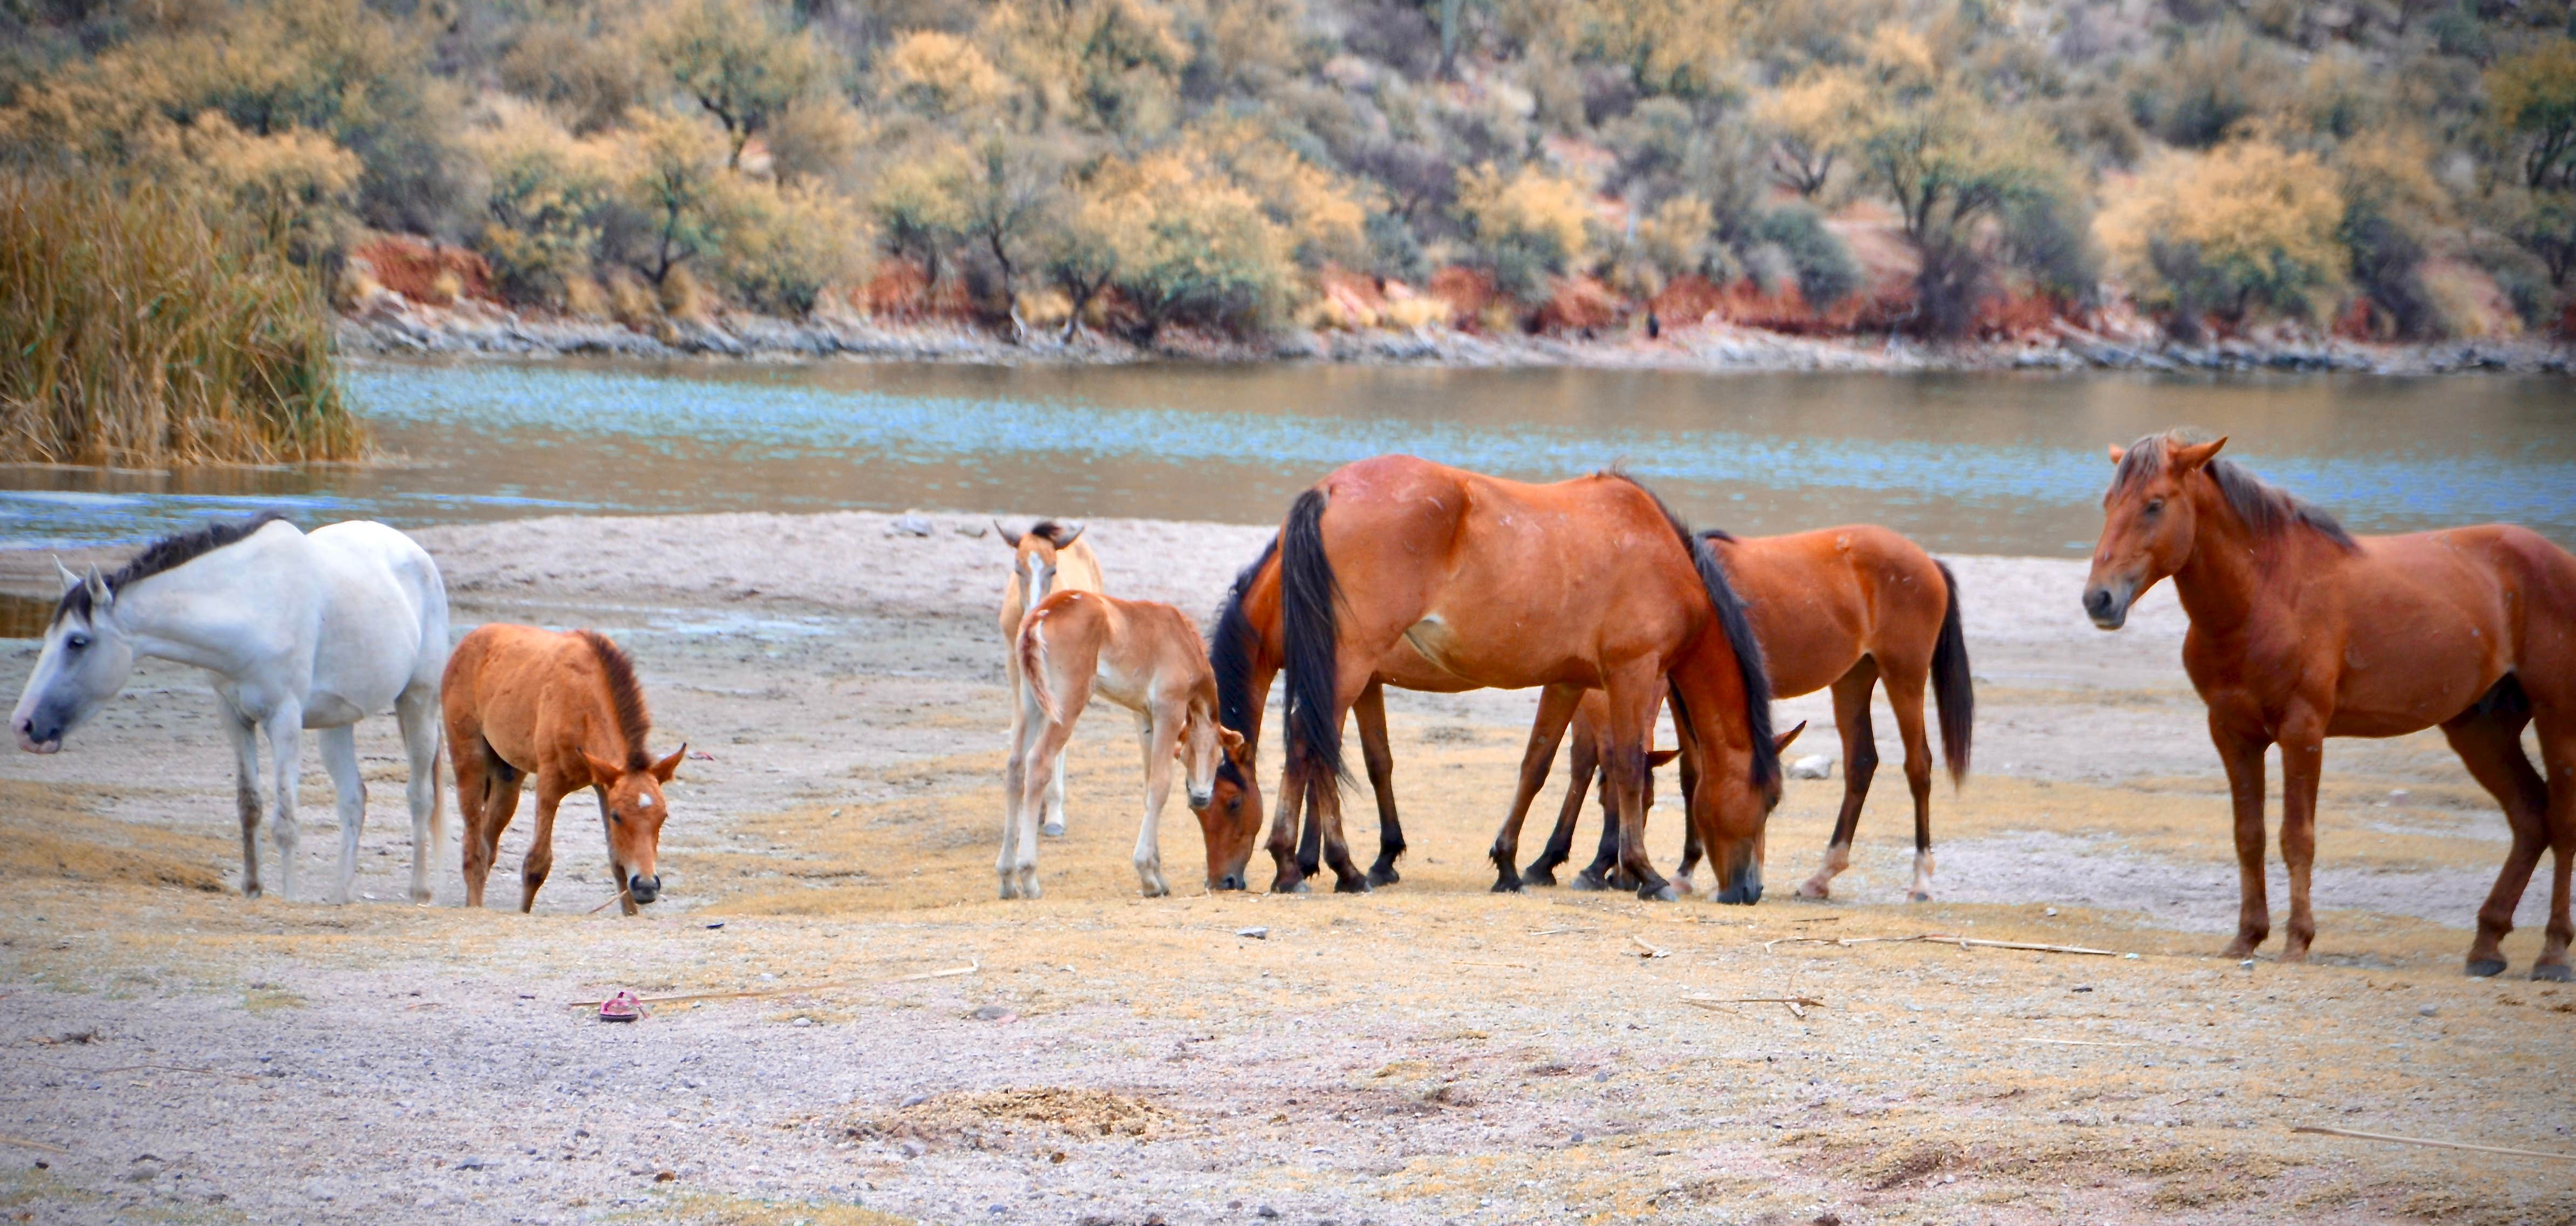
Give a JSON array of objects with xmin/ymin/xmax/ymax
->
[
  {"xmin": 1002, "ymin": 589, "xmax": 1241, "ymax": 899},
  {"xmin": 997, "ymin": 520, "xmax": 1105, "ymax": 836},
  {"xmin": 443, "ymin": 625, "xmax": 685, "ymax": 914}
]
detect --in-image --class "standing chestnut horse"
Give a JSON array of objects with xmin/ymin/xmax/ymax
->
[
  {"xmin": 1525, "ymin": 526, "xmax": 1971, "ymax": 901},
  {"xmin": 1001, "ymin": 589, "xmax": 1242, "ymax": 898},
  {"xmin": 2085, "ymin": 430, "xmax": 2576, "ymax": 978},
  {"xmin": 443, "ymin": 625, "xmax": 686, "ymax": 914},
  {"xmin": 1206, "ymin": 457, "xmax": 1779, "ymax": 901},
  {"xmin": 997, "ymin": 520, "xmax": 1103, "ymax": 837}
]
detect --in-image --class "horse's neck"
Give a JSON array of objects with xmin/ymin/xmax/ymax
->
[
  {"xmin": 115, "ymin": 564, "xmax": 289, "ymax": 678},
  {"xmin": 2169, "ymin": 489, "xmax": 2278, "ymax": 645}
]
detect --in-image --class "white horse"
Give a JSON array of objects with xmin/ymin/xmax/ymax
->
[{"xmin": 10, "ymin": 513, "xmax": 450, "ymax": 904}]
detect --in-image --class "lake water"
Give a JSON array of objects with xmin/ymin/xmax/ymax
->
[{"xmin": 2, "ymin": 358, "xmax": 2570, "ymax": 558}]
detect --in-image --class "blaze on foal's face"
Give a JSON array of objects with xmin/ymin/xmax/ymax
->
[
  {"xmin": 1191, "ymin": 728, "xmax": 1262, "ymax": 893},
  {"xmin": 584, "ymin": 746, "xmax": 686, "ymax": 904}
]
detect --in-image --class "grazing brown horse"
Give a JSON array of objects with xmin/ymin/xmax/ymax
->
[
  {"xmin": 1201, "ymin": 456, "xmax": 1780, "ymax": 901},
  {"xmin": 443, "ymin": 625, "xmax": 686, "ymax": 914},
  {"xmin": 1001, "ymin": 589, "xmax": 1242, "ymax": 898},
  {"xmin": 997, "ymin": 520, "xmax": 1105, "ymax": 837},
  {"xmin": 2084, "ymin": 430, "xmax": 2576, "ymax": 978},
  {"xmin": 1525, "ymin": 527, "xmax": 1971, "ymax": 900}
]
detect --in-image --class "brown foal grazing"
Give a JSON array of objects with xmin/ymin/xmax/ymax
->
[
  {"xmin": 1209, "ymin": 456, "xmax": 1780, "ymax": 901},
  {"xmin": 1526, "ymin": 526, "xmax": 1971, "ymax": 901},
  {"xmin": 442, "ymin": 625, "xmax": 686, "ymax": 914},
  {"xmin": 2085, "ymin": 430, "xmax": 2576, "ymax": 978},
  {"xmin": 998, "ymin": 520, "xmax": 1104, "ymax": 837},
  {"xmin": 1001, "ymin": 589, "xmax": 1242, "ymax": 899}
]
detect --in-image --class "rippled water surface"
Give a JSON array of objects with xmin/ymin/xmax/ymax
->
[{"xmin": 3, "ymin": 358, "xmax": 2570, "ymax": 555}]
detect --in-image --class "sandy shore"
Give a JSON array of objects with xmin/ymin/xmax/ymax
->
[{"xmin": 1, "ymin": 510, "xmax": 2566, "ymax": 1225}]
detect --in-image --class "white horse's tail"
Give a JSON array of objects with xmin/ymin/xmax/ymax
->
[{"xmin": 1018, "ymin": 612, "xmax": 1057, "ymax": 725}]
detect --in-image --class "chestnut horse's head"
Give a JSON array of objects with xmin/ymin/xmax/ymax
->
[
  {"xmin": 1178, "ymin": 677, "xmax": 1246, "ymax": 826},
  {"xmin": 1191, "ymin": 727, "xmax": 1262, "ymax": 891},
  {"xmin": 582, "ymin": 744, "xmax": 685, "ymax": 904},
  {"xmin": 1000, "ymin": 520, "xmax": 1085, "ymax": 607},
  {"xmin": 2085, "ymin": 432, "xmax": 2227, "ymax": 630}
]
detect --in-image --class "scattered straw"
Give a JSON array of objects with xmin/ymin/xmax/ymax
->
[{"xmin": 2291, "ymin": 1126, "xmax": 2576, "ymax": 1162}]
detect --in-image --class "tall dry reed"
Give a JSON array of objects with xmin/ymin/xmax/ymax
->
[{"xmin": 0, "ymin": 170, "xmax": 364, "ymax": 467}]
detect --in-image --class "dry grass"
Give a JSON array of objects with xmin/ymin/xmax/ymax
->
[{"xmin": 0, "ymin": 168, "xmax": 363, "ymax": 467}]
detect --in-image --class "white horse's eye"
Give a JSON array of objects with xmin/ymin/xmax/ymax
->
[{"xmin": 65, "ymin": 634, "xmax": 88, "ymax": 651}]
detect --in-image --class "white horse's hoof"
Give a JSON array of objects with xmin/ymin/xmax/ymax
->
[
  {"xmin": 1041, "ymin": 822, "xmax": 1066, "ymax": 837},
  {"xmin": 1798, "ymin": 877, "xmax": 1832, "ymax": 900}
]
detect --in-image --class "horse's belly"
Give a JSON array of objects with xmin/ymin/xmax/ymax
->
[
  {"xmin": 1398, "ymin": 614, "xmax": 1580, "ymax": 690},
  {"xmin": 301, "ymin": 693, "xmax": 371, "ymax": 728}
]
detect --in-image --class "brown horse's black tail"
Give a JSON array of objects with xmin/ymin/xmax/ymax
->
[
  {"xmin": 1931, "ymin": 559, "xmax": 1973, "ymax": 787},
  {"xmin": 1278, "ymin": 487, "xmax": 1347, "ymax": 785}
]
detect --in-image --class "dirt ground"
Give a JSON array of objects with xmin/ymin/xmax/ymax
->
[{"xmin": 1, "ymin": 510, "xmax": 2568, "ymax": 1226}]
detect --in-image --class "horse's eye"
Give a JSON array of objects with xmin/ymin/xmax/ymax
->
[
  {"xmin": 1226, "ymin": 797, "xmax": 1242, "ymax": 814},
  {"xmin": 64, "ymin": 634, "xmax": 88, "ymax": 651},
  {"xmin": 2145, "ymin": 499, "xmax": 2165, "ymax": 515}
]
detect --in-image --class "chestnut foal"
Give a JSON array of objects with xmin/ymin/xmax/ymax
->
[
  {"xmin": 1001, "ymin": 589, "xmax": 1241, "ymax": 900},
  {"xmin": 997, "ymin": 520, "xmax": 1105, "ymax": 837},
  {"xmin": 444, "ymin": 625, "xmax": 685, "ymax": 914}
]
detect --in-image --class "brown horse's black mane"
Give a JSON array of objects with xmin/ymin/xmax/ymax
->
[
  {"xmin": 576, "ymin": 630, "xmax": 653, "ymax": 771},
  {"xmin": 1208, "ymin": 533, "xmax": 1280, "ymax": 787},
  {"xmin": 1027, "ymin": 520, "xmax": 1080, "ymax": 547},
  {"xmin": 1609, "ymin": 472, "xmax": 1780, "ymax": 791},
  {"xmin": 2116, "ymin": 431, "xmax": 2357, "ymax": 552},
  {"xmin": 53, "ymin": 510, "xmax": 292, "ymax": 626}
]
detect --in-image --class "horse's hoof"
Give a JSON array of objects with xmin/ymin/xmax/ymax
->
[
  {"xmin": 1335, "ymin": 876, "xmax": 1373, "ymax": 895},
  {"xmin": 1367, "ymin": 866, "xmax": 1402, "ymax": 888},
  {"xmin": 1908, "ymin": 890, "xmax": 1933, "ymax": 904},
  {"xmin": 2465, "ymin": 958, "xmax": 2507, "ymax": 978},
  {"xmin": 1276, "ymin": 880, "xmax": 1311, "ymax": 895},
  {"xmin": 1669, "ymin": 876, "xmax": 1695, "ymax": 896},
  {"xmin": 1641, "ymin": 883, "xmax": 1680, "ymax": 903},
  {"xmin": 2532, "ymin": 962, "xmax": 2572, "ymax": 983},
  {"xmin": 1041, "ymin": 822, "xmax": 1066, "ymax": 837},
  {"xmin": 1490, "ymin": 877, "xmax": 1523, "ymax": 894},
  {"xmin": 1797, "ymin": 879, "xmax": 1831, "ymax": 900},
  {"xmin": 1521, "ymin": 866, "xmax": 1556, "ymax": 888},
  {"xmin": 1568, "ymin": 871, "xmax": 1607, "ymax": 893}
]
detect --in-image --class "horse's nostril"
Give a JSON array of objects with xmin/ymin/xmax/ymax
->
[{"xmin": 1216, "ymin": 874, "xmax": 1245, "ymax": 891}]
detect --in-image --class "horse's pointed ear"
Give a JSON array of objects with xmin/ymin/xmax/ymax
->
[
  {"xmin": 1773, "ymin": 719, "xmax": 1808, "ymax": 753},
  {"xmin": 1219, "ymin": 726, "xmax": 1245, "ymax": 751},
  {"xmin": 2107, "ymin": 444, "xmax": 2125, "ymax": 466},
  {"xmin": 651, "ymin": 743, "xmax": 686, "ymax": 782},
  {"xmin": 81, "ymin": 564, "xmax": 112, "ymax": 610},
  {"xmin": 53, "ymin": 555, "xmax": 81, "ymax": 593},
  {"xmin": 581, "ymin": 749, "xmax": 624, "ymax": 785},
  {"xmin": 993, "ymin": 519, "xmax": 1020, "ymax": 548},
  {"xmin": 1646, "ymin": 748, "xmax": 1681, "ymax": 768},
  {"xmin": 1053, "ymin": 522, "xmax": 1085, "ymax": 549},
  {"xmin": 2172, "ymin": 435, "xmax": 2227, "ymax": 472}
]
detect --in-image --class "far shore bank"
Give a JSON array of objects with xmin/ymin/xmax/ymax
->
[{"xmin": 337, "ymin": 295, "xmax": 2576, "ymax": 378}]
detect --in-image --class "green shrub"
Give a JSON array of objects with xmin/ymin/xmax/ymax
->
[{"xmin": 1753, "ymin": 204, "xmax": 1859, "ymax": 308}]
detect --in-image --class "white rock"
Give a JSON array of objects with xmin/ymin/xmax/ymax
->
[{"xmin": 1788, "ymin": 754, "xmax": 1835, "ymax": 780}]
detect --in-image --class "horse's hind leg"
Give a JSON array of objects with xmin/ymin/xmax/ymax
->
[
  {"xmin": 2445, "ymin": 705, "xmax": 2547, "ymax": 976},
  {"xmin": 1801, "ymin": 660, "xmax": 1880, "ymax": 901},
  {"xmin": 396, "ymin": 686, "xmax": 444, "ymax": 904},
  {"xmin": 1043, "ymin": 746, "xmax": 1070, "ymax": 839},
  {"xmin": 467, "ymin": 747, "xmax": 524, "ymax": 909},
  {"xmin": 2530, "ymin": 711, "xmax": 2575, "ymax": 980},
  {"xmin": 1884, "ymin": 664, "xmax": 1938, "ymax": 902},
  {"xmin": 318, "ymin": 725, "xmax": 367, "ymax": 905},
  {"xmin": 1528, "ymin": 729, "xmax": 1599, "ymax": 887},
  {"xmin": 220, "ymin": 699, "xmax": 265, "ymax": 898},
  {"xmin": 1354, "ymin": 681, "xmax": 1407, "ymax": 887}
]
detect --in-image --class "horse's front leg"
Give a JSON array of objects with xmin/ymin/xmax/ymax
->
[
  {"xmin": 1132, "ymin": 708, "xmax": 1180, "ymax": 898},
  {"xmin": 1488, "ymin": 684, "xmax": 1580, "ymax": 893},
  {"xmin": 262, "ymin": 704, "xmax": 306, "ymax": 902},
  {"xmin": 1599, "ymin": 672, "xmax": 1673, "ymax": 901},
  {"xmin": 317, "ymin": 725, "xmax": 367, "ymax": 905},
  {"xmin": 522, "ymin": 779, "xmax": 568, "ymax": 914},
  {"xmin": 2209, "ymin": 714, "xmax": 2273, "ymax": 958},
  {"xmin": 219, "ymin": 699, "xmax": 265, "ymax": 898},
  {"xmin": 1353, "ymin": 680, "xmax": 1406, "ymax": 887},
  {"xmin": 2277, "ymin": 704, "xmax": 2332, "ymax": 962}
]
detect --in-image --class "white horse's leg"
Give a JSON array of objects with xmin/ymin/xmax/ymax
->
[
  {"xmin": 394, "ymin": 686, "xmax": 444, "ymax": 904},
  {"xmin": 1000, "ymin": 675, "xmax": 1034, "ymax": 899},
  {"xmin": 317, "ymin": 725, "xmax": 366, "ymax": 905},
  {"xmin": 1132, "ymin": 709, "xmax": 1178, "ymax": 898},
  {"xmin": 220, "ymin": 701, "xmax": 265, "ymax": 898},
  {"xmin": 1042, "ymin": 748, "xmax": 1069, "ymax": 838},
  {"xmin": 263, "ymin": 703, "xmax": 305, "ymax": 902}
]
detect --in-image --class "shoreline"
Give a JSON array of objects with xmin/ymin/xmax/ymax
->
[{"xmin": 337, "ymin": 296, "xmax": 2576, "ymax": 377}]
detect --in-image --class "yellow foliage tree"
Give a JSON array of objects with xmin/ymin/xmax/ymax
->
[
  {"xmin": 2097, "ymin": 140, "xmax": 2347, "ymax": 331},
  {"xmin": 2486, "ymin": 40, "xmax": 2576, "ymax": 190},
  {"xmin": 1551, "ymin": 0, "xmax": 1744, "ymax": 97},
  {"xmin": 1455, "ymin": 161, "xmax": 1596, "ymax": 299},
  {"xmin": 644, "ymin": 0, "xmax": 827, "ymax": 167},
  {"xmin": 879, "ymin": 31, "xmax": 1010, "ymax": 118},
  {"xmin": 1079, "ymin": 148, "xmax": 1293, "ymax": 333},
  {"xmin": 1188, "ymin": 121, "xmax": 1373, "ymax": 268},
  {"xmin": 462, "ymin": 99, "xmax": 616, "ymax": 304},
  {"xmin": 980, "ymin": 0, "xmax": 1187, "ymax": 137},
  {"xmin": 1752, "ymin": 66, "xmax": 1866, "ymax": 196}
]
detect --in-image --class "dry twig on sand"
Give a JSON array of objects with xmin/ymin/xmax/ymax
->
[
  {"xmin": 2017, "ymin": 1038, "xmax": 2149, "ymax": 1048},
  {"xmin": 0, "ymin": 1134, "xmax": 69, "ymax": 1154},
  {"xmin": 569, "ymin": 962, "xmax": 979, "ymax": 1008},
  {"xmin": 1457, "ymin": 960, "xmax": 1534, "ymax": 971},
  {"xmin": 1761, "ymin": 932, "xmax": 2120, "ymax": 957},
  {"xmin": 2292, "ymin": 1126, "xmax": 2576, "ymax": 1162},
  {"xmin": 1684, "ymin": 995, "xmax": 1825, "ymax": 1019},
  {"xmin": 1632, "ymin": 936, "xmax": 1671, "ymax": 959},
  {"xmin": 87, "ymin": 1064, "xmax": 257, "ymax": 1081}
]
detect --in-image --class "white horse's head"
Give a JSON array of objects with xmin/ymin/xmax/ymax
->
[{"xmin": 11, "ymin": 560, "xmax": 137, "ymax": 753}]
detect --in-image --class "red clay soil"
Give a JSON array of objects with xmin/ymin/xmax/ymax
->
[{"xmin": 350, "ymin": 236, "xmax": 493, "ymax": 305}]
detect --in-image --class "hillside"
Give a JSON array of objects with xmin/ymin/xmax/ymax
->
[{"xmin": 6, "ymin": 0, "xmax": 2574, "ymax": 350}]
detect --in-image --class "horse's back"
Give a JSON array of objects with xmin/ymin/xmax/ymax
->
[
  {"xmin": 1715, "ymin": 526, "xmax": 1942, "ymax": 694},
  {"xmin": 279, "ymin": 521, "xmax": 446, "ymax": 723}
]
